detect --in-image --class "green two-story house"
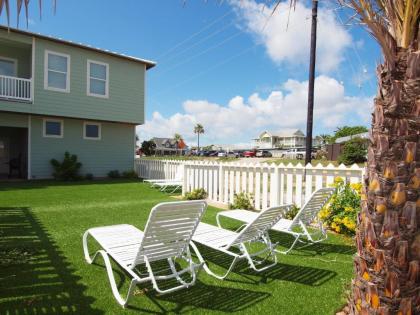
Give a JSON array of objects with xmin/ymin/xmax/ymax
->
[{"xmin": 0, "ymin": 26, "xmax": 155, "ymax": 179}]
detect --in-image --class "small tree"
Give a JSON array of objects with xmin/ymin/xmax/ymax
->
[
  {"xmin": 193, "ymin": 124, "xmax": 204, "ymax": 152},
  {"xmin": 50, "ymin": 151, "xmax": 82, "ymax": 181},
  {"xmin": 174, "ymin": 133, "xmax": 182, "ymax": 155},
  {"xmin": 338, "ymin": 138, "xmax": 367, "ymax": 165},
  {"xmin": 141, "ymin": 140, "xmax": 156, "ymax": 156}
]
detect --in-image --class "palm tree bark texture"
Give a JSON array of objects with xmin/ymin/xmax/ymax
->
[{"xmin": 350, "ymin": 46, "xmax": 419, "ymax": 314}]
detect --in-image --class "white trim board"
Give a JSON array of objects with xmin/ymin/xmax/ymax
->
[
  {"xmin": 44, "ymin": 49, "xmax": 71, "ymax": 93},
  {"xmin": 43, "ymin": 118, "xmax": 64, "ymax": 138},
  {"xmin": 86, "ymin": 59, "xmax": 109, "ymax": 98}
]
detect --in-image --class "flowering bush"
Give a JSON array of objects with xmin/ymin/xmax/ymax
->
[{"xmin": 318, "ymin": 177, "xmax": 361, "ymax": 235}]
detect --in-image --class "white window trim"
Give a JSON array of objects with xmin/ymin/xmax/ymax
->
[
  {"xmin": 44, "ymin": 50, "xmax": 70, "ymax": 93},
  {"xmin": 87, "ymin": 59, "xmax": 109, "ymax": 98},
  {"xmin": 43, "ymin": 118, "xmax": 64, "ymax": 138},
  {"xmin": 0, "ymin": 55, "xmax": 18, "ymax": 77},
  {"xmin": 83, "ymin": 121, "xmax": 101, "ymax": 140}
]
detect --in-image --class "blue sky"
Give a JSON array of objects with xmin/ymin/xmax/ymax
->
[{"xmin": 1, "ymin": 0, "xmax": 381, "ymax": 146}]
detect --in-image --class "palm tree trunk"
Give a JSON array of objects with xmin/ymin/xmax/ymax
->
[
  {"xmin": 197, "ymin": 134, "xmax": 200, "ymax": 152},
  {"xmin": 349, "ymin": 48, "xmax": 419, "ymax": 314}
]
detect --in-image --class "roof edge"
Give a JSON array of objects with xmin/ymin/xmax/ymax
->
[{"xmin": 0, "ymin": 25, "xmax": 156, "ymax": 70}]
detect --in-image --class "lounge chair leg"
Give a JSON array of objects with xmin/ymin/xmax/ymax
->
[
  {"xmin": 190, "ymin": 242, "xmax": 239, "ymax": 280},
  {"xmin": 240, "ymin": 240, "xmax": 277, "ymax": 272},
  {"xmin": 82, "ymin": 231, "xmax": 138, "ymax": 307},
  {"xmin": 275, "ymin": 234, "xmax": 301, "ymax": 254},
  {"xmin": 144, "ymin": 255, "xmax": 200, "ymax": 294}
]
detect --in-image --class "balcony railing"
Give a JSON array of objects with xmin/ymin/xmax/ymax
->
[{"xmin": 0, "ymin": 75, "xmax": 32, "ymax": 102}]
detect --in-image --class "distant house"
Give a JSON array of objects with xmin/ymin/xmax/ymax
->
[
  {"xmin": 151, "ymin": 137, "xmax": 188, "ymax": 155},
  {"xmin": 253, "ymin": 130, "xmax": 306, "ymax": 149},
  {"xmin": 0, "ymin": 26, "xmax": 155, "ymax": 179}
]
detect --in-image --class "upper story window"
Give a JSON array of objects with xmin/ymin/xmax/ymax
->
[
  {"xmin": 43, "ymin": 118, "xmax": 63, "ymax": 138},
  {"xmin": 44, "ymin": 50, "xmax": 70, "ymax": 92},
  {"xmin": 83, "ymin": 122, "xmax": 101, "ymax": 140},
  {"xmin": 87, "ymin": 60, "xmax": 109, "ymax": 98},
  {"xmin": 0, "ymin": 56, "xmax": 17, "ymax": 77}
]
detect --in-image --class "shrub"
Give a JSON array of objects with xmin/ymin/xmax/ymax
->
[
  {"xmin": 108, "ymin": 170, "xmax": 120, "ymax": 178},
  {"xmin": 229, "ymin": 192, "xmax": 254, "ymax": 210},
  {"xmin": 284, "ymin": 205, "xmax": 300, "ymax": 220},
  {"xmin": 338, "ymin": 137, "xmax": 367, "ymax": 165},
  {"xmin": 50, "ymin": 151, "xmax": 82, "ymax": 181},
  {"xmin": 85, "ymin": 173, "xmax": 94, "ymax": 180},
  {"xmin": 184, "ymin": 188, "xmax": 207, "ymax": 200},
  {"xmin": 319, "ymin": 178, "xmax": 361, "ymax": 235},
  {"xmin": 122, "ymin": 170, "xmax": 137, "ymax": 179}
]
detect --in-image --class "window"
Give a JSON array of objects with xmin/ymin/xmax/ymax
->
[
  {"xmin": 0, "ymin": 56, "xmax": 17, "ymax": 76},
  {"xmin": 83, "ymin": 122, "xmax": 101, "ymax": 140},
  {"xmin": 43, "ymin": 119, "xmax": 63, "ymax": 138},
  {"xmin": 44, "ymin": 50, "xmax": 70, "ymax": 92},
  {"xmin": 87, "ymin": 60, "xmax": 108, "ymax": 98}
]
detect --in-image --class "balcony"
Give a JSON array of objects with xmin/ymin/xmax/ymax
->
[{"xmin": 0, "ymin": 75, "xmax": 32, "ymax": 102}]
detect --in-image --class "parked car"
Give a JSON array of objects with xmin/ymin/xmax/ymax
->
[
  {"xmin": 226, "ymin": 152, "xmax": 238, "ymax": 158},
  {"xmin": 208, "ymin": 150, "xmax": 218, "ymax": 157},
  {"xmin": 256, "ymin": 150, "xmax": 273, "ymax": 157},
  {"xmin": 243, "ymin": 150, "xmax": 257, "ymax": 157},
  {"xmin": 281, "ymin": 148, "xmax": 317, "ymax": 160},
  {"xmin": 217, "ymin": 151, "xmax": 227, "ymax": 157},
  {"xmin": 234, "ymin": 150, "xmax": 244, "ymax": 157}
]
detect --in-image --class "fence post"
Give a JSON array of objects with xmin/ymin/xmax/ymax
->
[
  {"xmin": 271, "ymin": 164, "xmax": 280, "ymax": 206},
  {"xmin": 182, "ymin": 163, "xmax": 187, "ymax": 196},
  {"xmin": 218, "ymin": 163, "xmax": 224, "ymax": 203}
]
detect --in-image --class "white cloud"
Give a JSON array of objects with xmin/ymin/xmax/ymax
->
[
  {"xmin": 229, "ymin": 0, "xmax": 352, "ymax": 73},
  {"xmin": 137, "ymin": 75, "xmax": 373, "ymax": 145}
]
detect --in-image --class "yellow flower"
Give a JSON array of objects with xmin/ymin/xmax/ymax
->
[
  {"xmin": 350, "ymin": 183, "xmax": 362, "ymax": 195},
  {"xmin": 344, "ymin": 206, "xmax": 354, "ymax": 212},
  {"xmin": 334, "ymin": 177, "xmax": 344, "ymax": 184}
]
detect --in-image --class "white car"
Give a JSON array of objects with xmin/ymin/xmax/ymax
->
[{"xmin": 217, "ymin": 151, "xmax": 227, "ymax": 157}]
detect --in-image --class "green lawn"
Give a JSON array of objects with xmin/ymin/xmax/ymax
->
[{"xmin": 0, "ymin": 180, "xmax": 354, "ymax": 314}]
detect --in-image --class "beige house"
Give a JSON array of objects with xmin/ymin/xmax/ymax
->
[{"xmin": 253, "ymin": 130, "xmax": 306, "ymax": 149}]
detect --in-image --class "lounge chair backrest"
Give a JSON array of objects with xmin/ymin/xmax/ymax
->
[
  {"xmin": 291, "ymin": 188, "xmax": 335, "ymax": 228},
  {"xmin": 227, "ymin": 204, "xmax": 291, "ymax": 248},
  {"xmin": 133, "ymin": 200, "xmax": 207, "ymax": 265}
]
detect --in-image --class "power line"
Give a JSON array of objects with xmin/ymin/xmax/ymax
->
[
  {"xmin": 156, "ymin": 9, "xmax": 233, "ymax": 60},
  {"xmin": 159, "ymin": 19, "xmax": 236, "ymax": 64}
]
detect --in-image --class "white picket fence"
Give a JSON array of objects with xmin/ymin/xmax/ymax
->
[{"xmin": 135, "ymin": 159, "xmax": 365, "ymax": 209}]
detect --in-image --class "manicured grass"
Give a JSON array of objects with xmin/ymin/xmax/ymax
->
[{"xmin": 0, "ymin": 180, "xmax": 355, "ymax": 314}]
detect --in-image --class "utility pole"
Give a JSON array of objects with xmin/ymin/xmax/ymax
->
[{"xmin": 305, "ymin": 0, "xmax": 318, "ymax": 165}]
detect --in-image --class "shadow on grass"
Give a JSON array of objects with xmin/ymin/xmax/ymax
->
[
  {"xmin": 191, "ymin": 244, "xmax": 336, "ymax": 286},
  {"xmin": 140, "ymin": 280, "xmax": 271, "ymax": 314},
  {"xmin": 0, "ymin": 207, "xmax": 102, "ymax": 314},
  {"xmin": 268, "ymin": 231, "xmax": 355, "ymax": 256},
  {"xmin": 87, "ymin": 250, "xmax": 269, "ymax": 314},
  {"xmin": 0, "ymin": 179, "xmax": 142, "ymax": 192}
]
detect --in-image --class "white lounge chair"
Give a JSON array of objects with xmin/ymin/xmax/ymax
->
[
  {"xmin": 216, "ymin": 187, "xmax": 335, "ymax": 254},
  {"xmin": 144, "ymin": 168, "xmax": 183, "ymax": 186},
  {"xmin": 152, "ymin": 180, "xmax": 183, "ymax": 193},
  {"xmin": 190, "ymin": 204, "xmax": 292, "ymax": 280},
  {"xmin": 83, "ymin": 200, "xmax": 207, "ymax": 307}
]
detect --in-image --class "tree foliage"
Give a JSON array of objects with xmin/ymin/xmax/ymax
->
[
  {"xmin": 338, "ymin": 137, "xmax": 367, "ymax": 165},
  {"xmin": 141, "ymin": 140, "xmax": 156, "ymax": 156},
  {"xmin": 332, "ymin": 126, "xmax": 368, "ymax": 143}
]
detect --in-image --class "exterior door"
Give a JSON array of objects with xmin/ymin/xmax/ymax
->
[{"xmin": 0, "ymin": 136, "xmax": 10, "ymax": 175}]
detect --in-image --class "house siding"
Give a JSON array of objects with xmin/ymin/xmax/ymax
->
[
  {"xmin": 30, "ymin": 116, "xmax": 135, "ymax": 178},
  {"xmin": 33, "ymin": 38, "xmax": 146, "ymax": 124},
  {"xmin": 0, "ymin": 112, "xmax": 28, "ymax": 128}
]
